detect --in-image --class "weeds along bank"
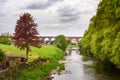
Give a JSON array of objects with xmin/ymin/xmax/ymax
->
[
  {"xmin": 16, "ymin": 46, "xmax": 64, "ymax": 80},
  {"xmin": 0, "ymin": 44, "xmax": 65, "ymax": 80}
]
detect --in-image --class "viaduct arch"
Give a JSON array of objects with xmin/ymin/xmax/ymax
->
[{"xmin": 41, "ymin": 36, "xmax": 82, "ymax": 45}]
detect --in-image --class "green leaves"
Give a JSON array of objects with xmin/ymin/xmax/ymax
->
[
  {"xmin": 115, "ymin": 7, "xmax": 120, "ymax": 19},
  {"xmin": 79, "ymin": 0, "xmax": 120, "ymax": 65},
  {"xmin": 111, "ymin": 32, "xmax": 120, "ymax": 64},
  {"xmin": 54, "ymin": 35, "xmax": 68, "ymax": 51}
]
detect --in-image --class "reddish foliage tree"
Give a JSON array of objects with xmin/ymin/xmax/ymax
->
[{"xmin": 13, "ymin": 13, "xmax": 41, "ymax": 61}]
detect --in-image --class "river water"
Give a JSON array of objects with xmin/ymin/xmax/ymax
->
[{"xmin": 52, "ymin": 49, "xmax": 120, "ymax": 80}]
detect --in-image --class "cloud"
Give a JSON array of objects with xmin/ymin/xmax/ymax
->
[
  {"xmin": 0, "ymin": 13, "xmax": 4, "ymax": 16},
  {"xmin": 57, "ymin": 6, "xmax": 80, "ymax": 22},
  {"xmin": 78, "ymin": 0, "xmax": 99, "ymax": 15},
  {"xmin": 0, "ymin": 0, "xmax": 100, "ymax": 37},
  {"xmin": 39, "ymin": 23, "xmax": 73, "ymax": 28},
  {"xmin": 0, "ymin": 0, "xmax": 7, "ymax": 3},
  {"xmin": 27, "ymin": 0, "xmax": 63, "ymax": 10},
  {"xmin": 0, "ymin": 0, "xmax": 6, "ymax": 16}
]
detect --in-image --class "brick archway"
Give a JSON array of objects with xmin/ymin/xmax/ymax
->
[{"xmin": 41, "ymin": 36, "xmax": 82, "ymax": 45}]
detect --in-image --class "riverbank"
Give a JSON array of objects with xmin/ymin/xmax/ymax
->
[
  {"xmin": 0, "ymin": 44, "xmax": 65, "ymax": 80},
  {"xmin": 52, "ymin": 49, "xmax": 120, "ymax": 80}
]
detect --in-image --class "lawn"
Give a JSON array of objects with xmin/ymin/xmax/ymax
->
[
  {"xmin": 0, "ymin": 44, "xmax": 65, "ymax": 80},
  {"xmin": 0, "ymin": 44, "xmax": 26, "ymax": 55},
  {"xmin": 0, "ymin": 44, "xmax": 64, "ymax": 62}
]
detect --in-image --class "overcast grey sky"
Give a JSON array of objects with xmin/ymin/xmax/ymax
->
[{"xmin": 0, "ymin": 0, "xmax": 100, "ymax": 37}]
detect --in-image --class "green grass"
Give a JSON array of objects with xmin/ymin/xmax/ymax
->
[
  {"xmin": 67, "ymin": 44, "xmax": 78, "ymax": 49},
  {"xmin": 15, "ymin": 45, "xmax": 65, "ymax": 80},
  {"xmin": 0, "ymin": 44, "xmax": 65, "ymax": 80},
  {"xmin": 0, "ymin": 44, "xmax": 64, "ymax": 62},
  {"xmin": 32, "ymin": 45, "xmax": 64, "ymax": 59},
  {"xmin": 0, "ymin": 44, "xmax": 25, "ymax": 55}
]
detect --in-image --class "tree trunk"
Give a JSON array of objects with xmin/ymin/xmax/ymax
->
[{"xmin": 26, "ymin": 46, "xmax": 29, "ymax": 62}]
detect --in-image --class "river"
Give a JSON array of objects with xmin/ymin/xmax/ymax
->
[{"xmin": 52, "ymin": 49, "xmax": 120, "ymax": 80}]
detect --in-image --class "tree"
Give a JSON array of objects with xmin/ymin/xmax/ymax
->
[
  {"xmin": 79, "ymin": 0, "xmax": 120, "ymax": 65},
  {"xmin": 54, "ymin": 35, "xmax": 67, "ymax": 51},
  {"xmin": 13, "ymin": 13, "xmax": 41, "ymax": 61},
  {"xmin": 0, "ymin": 37, "xmax": 12, "ymax": 45}
]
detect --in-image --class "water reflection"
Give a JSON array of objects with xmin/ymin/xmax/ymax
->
[
  {"xmin": 66, "ymin": 48, "xmax": 79, "ymax": 55},
  {"xmin": 52, "ymin": 49, "xmax": 120, "ymax": 80},
  {"xmin": 83, "ymin": 60, "xmax": 120, "ymax": 80}
]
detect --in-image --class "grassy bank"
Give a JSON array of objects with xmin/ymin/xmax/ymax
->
[
  {"xmin": 0, "ymin": 44, "xmax": 65, "ymax": 80},
  {"xmin": 16, "ymin": 45, "xmax": 64, "ymax": 80},
  {"xmin": 0, "ymin": 44, "xmax": 64, "ymax": 61},
  {"xmin": 67, "ymin": 45, "xmax": 78, "ymax": 49}
]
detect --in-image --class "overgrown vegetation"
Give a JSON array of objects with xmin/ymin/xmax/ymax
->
[
  {"xmin": 15, "ymin": 45, "xmax": 64, "ymax": 80},
  {"xmin": 79, "ymin": 0, "xmax": 120, "ymax": 66},
  {"xmin": 0, "ymin": 44, "xmax": 64, "ymax": 80}
]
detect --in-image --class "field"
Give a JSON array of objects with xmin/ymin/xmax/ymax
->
[
  {"xmin": 0, "ymin": 44, "xmax": 65, "ymax": 80},
  {"xmin": 0, "ymin": 44, "xmax": 64, "ymax": 62}
]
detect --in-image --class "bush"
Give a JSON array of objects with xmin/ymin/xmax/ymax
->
[
  {"xmin": 54, "ymin": 35, "xmax": 68, "ymax": 51},
  {"xmin": 0, "ymin": 49, "xmax": 4, "ymax": 61},
  {"xmin": 0, "ymin": 37, "xmax": 12, "ymax": 45}
]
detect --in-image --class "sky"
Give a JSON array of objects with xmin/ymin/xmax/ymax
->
[{"xmin": 0, "ymin": 0, "xmax": 100, "ymax": 37}]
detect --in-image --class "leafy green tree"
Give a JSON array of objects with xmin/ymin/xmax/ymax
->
[
  {"xmin": 111, "ymin": 32, "xmax": 120, "ymax": 64},
  {"xmin": 54, "ymin": 35, "xmax": 67, "ymax": 51},
  {"xmin": 79, "ymin": 0, "xmax": 120, "ymax": 65}
]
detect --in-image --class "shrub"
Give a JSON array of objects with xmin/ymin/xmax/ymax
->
[
  {"xmin": 0, "ymin": 37, "xmax": 12, "ymax": 45},
  {"xmin": 54, "ymin": 35, "xmax": 68, "ymax": 51}
]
